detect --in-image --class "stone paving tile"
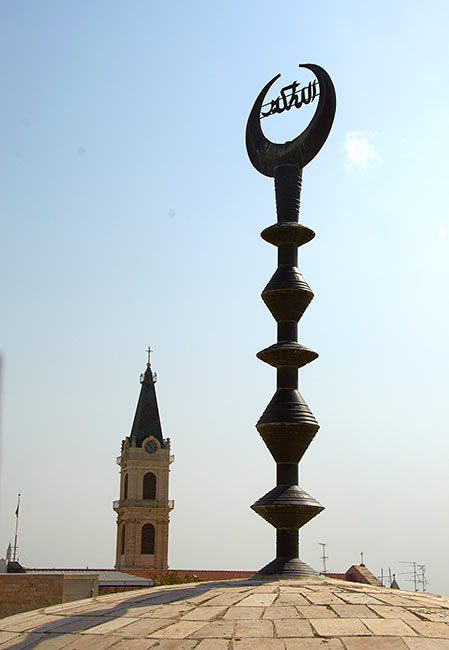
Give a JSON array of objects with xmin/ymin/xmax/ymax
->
[
  {"xmin": 0, "ymin": 615, "xmax": 65, "ymax": 633},
  {"xmin": 58, "ymin": 616, "xmax": 134, "ymax": 634},
  {"xmin": 144, "ymin": 640, "xmax": 198, "ymax": 649},
  {"xmin": 273, "ymin": 619, "xmax": 314, "ymax": 637},
  {"xmin": 150, "ymin": 621, "xmax": 210, "ymax": 639},
  {"xmin": 223, "ymin": 608, "xmax": 263, "ymax": 620},
  {"xmin": 140, "ymin": 589, "xmax": 205, "ymax": 606},
  {"xmin": 184, "ymin": 590, "xmax": 219, "ymax": 600},
  {"xmin": 52, "ymin": 602, "xmax": 123, "ymax": 617},
  {"xmin": 249, "ymin": 585, "xmax": 277, "ymax": 593},
  {"xmin": 234, "ymin": 620, "xmax": 273, "ymax": 638},
  {"xmin": 360, "ymin": 618, "xmax": 418, "ymax": 636},
  {"xmin": 235, "ymin": 594, "xmax": 277, "ymax": 607},
  {"xmin": 341, "ymin": 638, "xmax": 409, "ymax": 649},
  {"xmin": 296, "ymin": 605, "xmax": 337, "ymax": 619},
  {"xmin": 182, "ymin": 606, "xmax": 228, "ymax": 621},
  {"xmin": 410, "ymin": 608, "xmax": 449, "ymax": 622},
  {"xmin": 372, "ymin": 594, "xmax": 426, "ymax": 607},
  {"xmin": 201, "ymin": 594, "xmax": 250, "ymax": 607},
  {"xmin": 403, "ymin": 595, "xmax": 449, "ymax": 607},
  {"xmin": 232, "ymin": 640, "xmax": 285, "ymax": 650},
  {"xmin": 342, "ymin": 585, "xmax": 381, "ymax": 593},
  {"xmin": 190, "ymin": 621, "xmax": 234, "ymax": 639},
  {"xmin": 303, "ymin": 592, "xmax": 345, "ymax": 605},
  {"xmin": 187, "ymin": 593, "xmax": 232, "ymax": 606},
  {"xmin": 406, "ymin": 620, "xmax": 449, "ymax": 638},
  {"xmin": 0, "ymin": 632, "xmax": 21, "ymax": 645},
  {"xmin": 310, "ymin": 617, "xmax": 371, "ymax": 636},
  {"xmin": 367, "ymin": 605, "xmax": 421, "ymax": 621},
  {"xmin": 43, "ymin": 603, "xmax": 94, "ymax": 615},
  {"xmin": 195, "ymin": 641, "xmax": 230, "ymax": 649},
  {"xmin": 111, "ymin": 603, "xmax": 163, "ymax": 617},
  {"xmin": 330, "ymin": 604, "xmax": 378, "ymax": 618},
  {"xmin": 403, "ymin": 639, "xmax": 449, "ymax": 649},
  {"xmin": 275, "ymin": 590, "xmax": 309, "ymax": 606},
  {"xmin": 0, "ymin": 633, "xmax": 43, "ymax": 649},
  {"xmin": 105, "ymin": 639, "xmax": 158, "ymax": 649},
  {"xmin": 0, "ymin": 611, "xmax": 43, "ymax": 625},
  {"xmin": 110, "ymin": 617, "xmax": 176, "ymax": 637},
  {"xmin": 335, "ymin": 592, "xmax": 384, "ymax": 606},
  {"xmin": 285, "ymin": 640, "xmax": 344, "ymax": 649},
  {"xmin": 15, "ymin": 633, "xmax": 81, "ymax": 650},
  {"xmin": 262, "ymin": 606, "xmax": 299, "ymax": 619},
  {"xmin": 143, "ymin": 604, "xmax": 195, "ymax": 618},
  {"xmin": 414, "ymin": 598, "xmax": 449, "ymax": 610},
  {"xmin": 51, "ymin": 615, "xmax": 110, "ymax": 634},
  {"xmin": 58, "ymin": 634, "xmax": 120, "ymax": 649}
]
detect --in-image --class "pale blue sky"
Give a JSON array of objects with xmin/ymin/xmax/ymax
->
[{"xmin": 1, "ymin": 1, "xmax": 448, "ymax": 595}]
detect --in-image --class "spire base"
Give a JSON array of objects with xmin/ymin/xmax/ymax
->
[{"xmin": 251, "ymin": 556, "xmax": 319, "ymax": 580}]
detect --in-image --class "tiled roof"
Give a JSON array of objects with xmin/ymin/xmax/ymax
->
[
  {"xmin": 1, "ymin": 576, "xmax": 448, "ymax": 648},
  {"xmin": 25, "ymin": 569, "xmax": 153, "ymax": 586}
]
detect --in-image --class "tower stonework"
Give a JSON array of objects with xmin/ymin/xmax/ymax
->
[{"xmin": 114, "ymin": 359, "xmax": 174, "ymax": 570}]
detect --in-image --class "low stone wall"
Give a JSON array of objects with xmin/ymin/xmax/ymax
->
[
  {"xmin": 0, "ymin": 574, "xmax": 64, "ymax": 618},
  {"xmin": 0, "ymin": 574, "xmax": 98, "ymax": 618},
  {"xmin": 62, "ymin": 575, "xmax": 98, "ymax": 603}
]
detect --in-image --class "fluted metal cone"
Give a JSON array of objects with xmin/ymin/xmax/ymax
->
[
  {"xmin": 257, "ymin": 341, "xmax": 318, "ymax": 369},
  {"xmin": 252, "ymin": 557, "xmax": 319, "ymax": 580},
  {"xmin": 261, "ymin": 222, "xmax": 315, "ymax": 247},
  {"xmin": 257, "ymin": 389, "xmax": 319, "ymax": 428},
  {"xmin": 257, "ymin": 423, "xmax": 317, "ymax": 463},
  {"xmin": 263, "ymin": 265, "xmax": 312, "ymax": 293},
  {"xmin": 251, "ymin": 484, "xmax": 324, "ymax": 529},
  {"xmin": 262, "ymin": 266, "xmax": 314, "ymax": 322}
]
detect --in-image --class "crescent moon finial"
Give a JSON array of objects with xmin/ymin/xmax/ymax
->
[{"xmin": 246, "ymin": 63, "xmax": 336, "ymax": 177}]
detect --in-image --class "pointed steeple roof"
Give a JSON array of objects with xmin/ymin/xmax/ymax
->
[{"xmin": 129, "ymin": 359, "xmax": 165, "ymax": 448}]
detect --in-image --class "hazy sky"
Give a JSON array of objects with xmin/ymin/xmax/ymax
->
[{"xmin": 1, "ymin": 1, "xmax": 448, "ymax": 596}]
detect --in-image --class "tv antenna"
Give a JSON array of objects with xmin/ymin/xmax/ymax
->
[{"xmin": 319, "ymin": 543, "xmax": 328, "ymax": 573}]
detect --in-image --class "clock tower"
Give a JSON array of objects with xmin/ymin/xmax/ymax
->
[{"xmin": 113, "ymin": 355, "xmax": 174, "ymax": 570}]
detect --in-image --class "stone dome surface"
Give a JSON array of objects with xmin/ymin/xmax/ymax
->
[{"xmin": 1, "ymin": 576, "xmax": 449, "ymax": 649}]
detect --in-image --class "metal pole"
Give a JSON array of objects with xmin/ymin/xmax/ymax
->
[
  {"xmin": 13, "ymin": 492, "xmax": 21, "ymax": 562},
  {"xmin": 319, "ymin": 543, "xmax": 328, "ymax": 573}
]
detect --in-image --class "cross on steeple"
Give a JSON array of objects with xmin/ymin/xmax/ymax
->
[{"xmin": 147, "ymin": 346, "xmax": 153, "ymax": 366}]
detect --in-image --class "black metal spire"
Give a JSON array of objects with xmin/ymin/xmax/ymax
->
[
  {"xmin": 128, "ymin": 354, "xmax": 165, "ymax": 448},
  {"xmin": 246, "ymin": 64, "xmax": 336, "ymax": 578}
]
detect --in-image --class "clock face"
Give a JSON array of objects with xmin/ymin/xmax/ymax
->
[{"xmin": 144, "ymin": 440, "xmax": 158, "ymax": 454}]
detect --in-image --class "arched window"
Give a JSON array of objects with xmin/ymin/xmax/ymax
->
[
  {"xmin": 143, "ymin": 472, "xmax": 156, "ymax": 500},
  {"xmin": 141, "ymin": 523, "xmax": 155, "ymax": 554},
  {"xmin": 121, "ymin": 523, "xmax": 126, "ymax": 555},
  {"xmin": 123, "ymin": 473, "xmax": 128, "ymax": 499}
]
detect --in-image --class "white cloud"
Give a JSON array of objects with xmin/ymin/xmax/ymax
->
[{"xmin": 344, "ymin": 131, "xmax": 381, "ymax": 168}]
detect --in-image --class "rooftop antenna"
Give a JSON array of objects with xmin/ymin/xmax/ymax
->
[
  {"xmin": 319, "ymin": 543, "xmax": 328, "ymax": 573},
  {"xmin": 418, "ymin": 564, "xmax": 427, "ymax": 592},
  {"xmin": 399, "ymin": 561, "xmax": 422, "ymax": 592}
]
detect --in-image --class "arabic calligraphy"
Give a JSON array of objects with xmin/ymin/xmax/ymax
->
[{"xmin": 261, "ymin": 79, "xmax": 318, "ymax": 119}]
